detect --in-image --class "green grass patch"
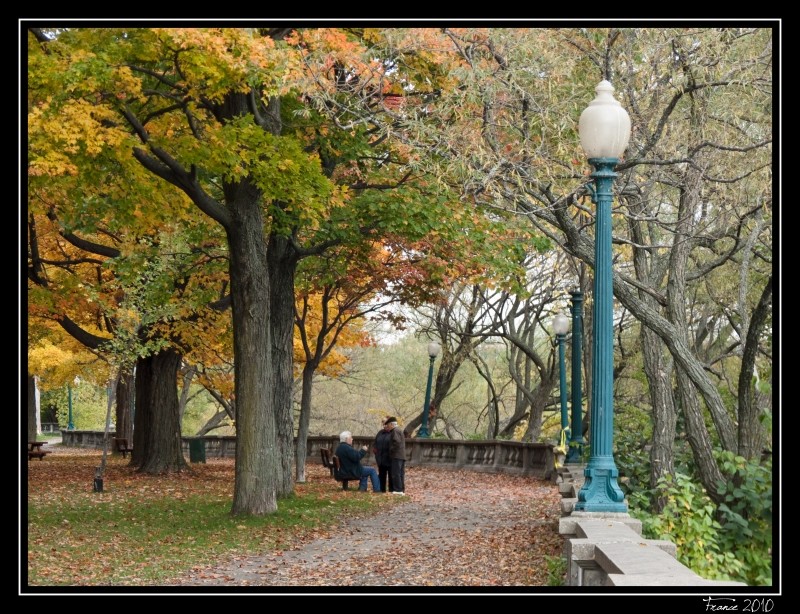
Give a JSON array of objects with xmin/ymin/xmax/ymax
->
[{"xmin": 27, "ymin": 456, "xmax": 396, "ymax": 586}]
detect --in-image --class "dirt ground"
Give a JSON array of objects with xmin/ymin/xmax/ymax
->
[{"xmin": 166, "ymin": 465, "xmax": 564, "ymax": 589}]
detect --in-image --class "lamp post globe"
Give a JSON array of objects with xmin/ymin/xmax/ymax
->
[
  {"xmin": 574, "ymin": 80, "xmax": 630, "ymax": 513},
  {"xmin": 553, "ymin": 313, "xmax": 570, "ymax": 436},
  {"xmin": 419, "ymin": 342, "xmax": 441, "ymax": 438}
]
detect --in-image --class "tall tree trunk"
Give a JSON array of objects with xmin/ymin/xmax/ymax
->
[
  {"xmin": 294, "ymin": 363, "xmax": 316, "ymax": 483},
  {"xmin": 177, "ymin": 364, "xmax": 196, "ymax": 426},
  {"xmin": 133, "ymin": 349, "xmax": 187, "ymax": 474},
  {"xmin": 28, "ymin": 374, "xmax": 38, "ymax": 443},
  {"xmin": 126, "ymin": 85, "xmax": 282, "ymax": 513},
  {"xmin": 499, "ymin": 337, "xmax": 534, "ymax": 438},
  {"xmin": 737, "ymin": 276, "xmax": 772, "ymax": 459},
  {"xmin": 227, "ymin": 188, "xmax": 278, "ymax": 515},
  {"xmin": 268, "ymin": 233, "xmax": 299, "ymax": 497},
  {"xmin": 664, "ymin": 109, "xmax": 727, "ymax": 499},
  {"xmin": 115, "ymin": 368, "xmax": 134, "ymax": 449},
  {"xmin": 523, "ymin": 370, "xmax": 556, "ymax": 442},
  {"xmin": 642, "ymin": 327, "xmax": 677, "ymax": 501},
  {"xmin": 630, "ymin": 209, "xmax": 676, "ymax": 510}
]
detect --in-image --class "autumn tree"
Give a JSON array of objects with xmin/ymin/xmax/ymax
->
[
  {"xmin": 28, "ymin": 26, "xmax": 486, "ymax": 513},
  {"xmin": 390, "ymin": 27, "xmax": 772, "ymax": 501},
  {"xmin": 28, "ymin": 27, "xmax": 243, "ymax": 473}
]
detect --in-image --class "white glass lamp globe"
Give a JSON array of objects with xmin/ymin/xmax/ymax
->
[
  {"xmin": 579, "ymin": 80, "xmax": 631, "ymax": 159},
  {"xmin": 553, "ymin": 312, "xmax": 570, "ymax": 335}
]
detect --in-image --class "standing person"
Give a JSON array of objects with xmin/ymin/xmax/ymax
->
[
  {"xmin": 334, "ymin": 431, "xmax": 380, "ymax": 492},
  {"xmin": 385, "ymin": 417, "xmax": 406, "ymax": 495},
  {"xmin": 373, "ymin": 417, "xmax": 394, "ymax": 493}
]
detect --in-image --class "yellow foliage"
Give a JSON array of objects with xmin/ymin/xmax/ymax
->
[
  {"xmin": 28, "ymin": 334, "xmax": 109, "ymax": 390},
  {"xmin": 512, "ymin": 419, "xmax": 528, "ymax": 441}
]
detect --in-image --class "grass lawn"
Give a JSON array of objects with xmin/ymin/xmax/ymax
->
[{"xmin": 26, "ymin": 448, "xmax": 398, "ymax": 586}]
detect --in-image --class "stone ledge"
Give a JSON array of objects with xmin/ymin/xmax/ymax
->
[
  {"xmin": 561, "ymin": 514, "xmax": 746, "ymax": 587},
  {"xmin": 607, "ymin": 574, "xmax": 746, "ymax": 587},
  {"xmin": 559, "ymin": 512, "xmax": 641, "ymax": 536}
]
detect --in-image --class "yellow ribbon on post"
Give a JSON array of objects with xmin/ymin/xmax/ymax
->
[{"xmin": 554, "ymin": 428, "xmax": 569, "ymax": 469}]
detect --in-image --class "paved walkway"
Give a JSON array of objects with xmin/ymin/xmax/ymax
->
[{"xmin": 168, "ymin": 467, "xmax": 564, "ymax": 587}]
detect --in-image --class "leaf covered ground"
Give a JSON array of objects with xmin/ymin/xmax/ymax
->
[{"xmin": 25, "ymin": 444, "xmax": 564, "ymax": 588}]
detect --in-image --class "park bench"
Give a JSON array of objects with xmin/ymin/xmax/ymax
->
[
  {"xmin": 319, "ymin": 447, "xmax": 359, "ymax": 490},
  {"xmin": 114, "ymin": 437, "xmax": 134, "ymax": 458},
  {"xmin": 320, "ymin": 447, "xmax": 335, "ymax": 477},
  {"xmin": 27, "ymin": 441, "xmax": 49, "ymax": 461}
]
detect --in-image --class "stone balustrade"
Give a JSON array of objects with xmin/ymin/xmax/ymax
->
[
  {"xmin": 60, "ymin": 429, "xmax": 113, "ymax": 449},
  {"xmin": 61, "ymin": 431, "xmax": 555, "ymax": 479},
  {"xmin": 554, "ymin": 463, "xmax": 747, "ymax": 587}
]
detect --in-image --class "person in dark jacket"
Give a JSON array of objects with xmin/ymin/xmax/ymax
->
[
  {"xmin": 372, "ymin": 417, "xmax": 394, "ymax": 493},
  {"xmin": 385, "ymin": 417, "xmax": 406, "ymax": 495},
  {"xmin": 334, "ymin": 431, "xmax": 380, "ymax": 492}
]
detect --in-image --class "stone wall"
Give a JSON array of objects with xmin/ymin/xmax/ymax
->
[{"xmin": 61, "ymin": 431, "xmax": 555, "ymax": 478}]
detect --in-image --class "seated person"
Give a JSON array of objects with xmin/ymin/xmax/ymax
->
[{"xmin": 334, "ymin": 431, "xmax": 381, "ymax": 492}]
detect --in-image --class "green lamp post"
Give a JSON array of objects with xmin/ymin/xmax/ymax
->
[
  {"xmin": 566, "ymin": 289, "xmax": 586, "ymax": 464},
  {"xmin": 418, "ymin": 341, "xmax": 441, "ymax": 438},
  {"xmin": 67, "ymin": 376, "xmax": 79, "ymax": 430},
  {"xmin": 553, "ymin": 312, "xmax": 570, "ymax": 436},
  {"xmin": 574, "ymin": 80, "xmax": 630, "ymax": 512}
]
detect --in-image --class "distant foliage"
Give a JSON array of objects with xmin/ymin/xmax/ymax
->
[{"xmin": 40, "ymin": 383, "xmax": 109, "ymax": 431}]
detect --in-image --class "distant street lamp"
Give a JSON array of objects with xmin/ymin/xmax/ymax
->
[
  {"xmin": 418, "ymin": 342, "xmax": 441, "ymax": 438},
  {"xmin": 552, "ymin": 312, "xmax": 570, "ymax": 438},
  {"xmin": 566, "ymin": 290, "xmax": 586, "ymax": 464},
  {"xmin": 67, "ymin": 376, "xmax": 80, "ymax": 431},
  {"xmin": 574, "ymin": 80, "xmax": 630, "ymax": 512}
]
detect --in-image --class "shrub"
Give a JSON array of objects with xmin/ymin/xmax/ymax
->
[{"xmin": 632, "ymin": 472, "xmax": 745, "ymax": 582}]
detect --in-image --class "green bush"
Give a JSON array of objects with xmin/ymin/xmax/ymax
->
[
  {"xmin": 714, "ymin": 451, "xmax": 772, "ymax": 586},
  {"xmin": 632, "ymin": 472, "xmax": 745, "ymax": 582}
]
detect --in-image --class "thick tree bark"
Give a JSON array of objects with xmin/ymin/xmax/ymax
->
[
  {"xmin": 132, "ymin": 349, "xmax": 187, "ymax": 474},
  {"xmin": 268, "ymin": 233, "xmax": 299, "ymax": 497},
  {"xmin": 641, "ymin": 328, "xmax": 676, "ymax": 502},
  {"xmin": 115, "ymin": 368, "xmax": 134, "ymax": 452},
  {"xmin": 737, "ymin": 276, "xmax": 772, "ymax": 459},
  {"xmin": 630, "ymin": 211, "xmax": 676, "ymax": 509},
  {"xmin": 661, "ymin": 109, "xmax": 727, "ymax": 499},
  {"xmin": 227, "ymin": 178, "xmax": 278, "ymax": 515},
  {"xmin": 28, "ymin": 374, "xmax": 38, "ymax": 443}
]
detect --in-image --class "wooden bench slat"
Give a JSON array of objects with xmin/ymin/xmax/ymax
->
[{"xmin": 114, "ymin": 438, "xmax": 134, "ymax": 458}]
